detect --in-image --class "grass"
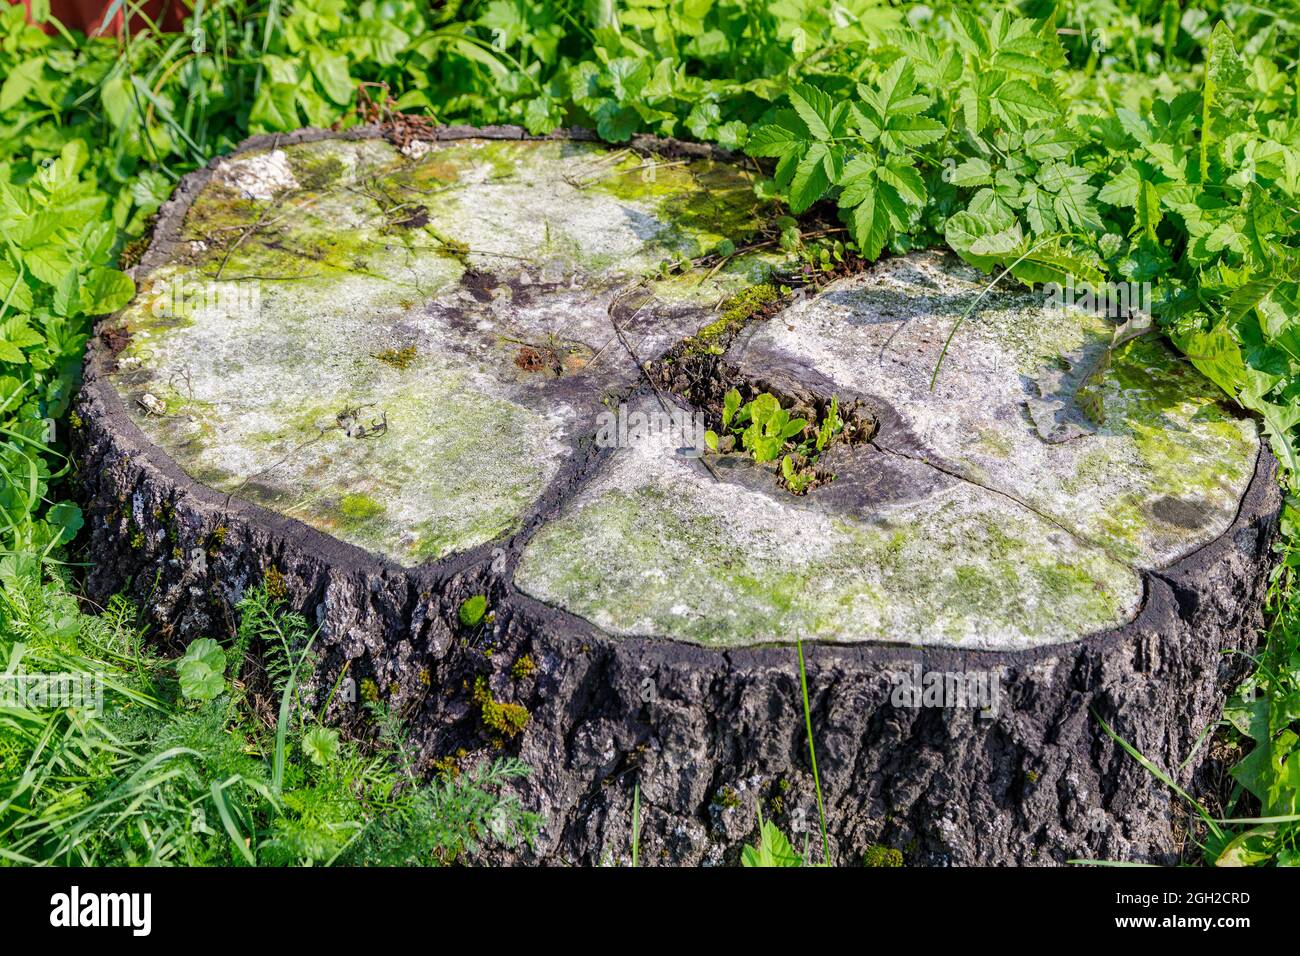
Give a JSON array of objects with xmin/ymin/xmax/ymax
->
[
  {"xmin": 741, "ymin": 640, "xmax": 831, "ymax": 867},
  {"xmin": 0, "ymin": 577, "xmax": 539, "ymax": 865}
]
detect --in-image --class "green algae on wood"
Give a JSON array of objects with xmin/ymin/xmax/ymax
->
[
  {"xmin": 726, "ymin": 251, "xmax": 1258, "ymax": 569},
  {"xmin": 108, "ymin": 135, "xmax": 774, "ymax": 566},
  {"xmin": 514, "ymin": 397, "xmax": 1141, "ymax": 651},
  {"xmin": 515, "ymin": 252, "xmax": 1259, "ymax": 650}
]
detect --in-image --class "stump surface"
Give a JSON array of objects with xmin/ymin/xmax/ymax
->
[{"xmin": 77, "ymin": 127, "xmax": 1280, "ymax": 865}]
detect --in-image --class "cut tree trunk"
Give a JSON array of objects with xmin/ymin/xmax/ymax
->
[{"xmin": 75, "ymin": 126, "xmax": 1280, "ymax": 865}]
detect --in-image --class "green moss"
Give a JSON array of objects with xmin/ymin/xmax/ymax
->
[
  {"xmin": 863, "ymin": 844, "xmax": 904, "ymax": 867},
  {"xmin": 510, "ymin": 653, "xmax": 536, "ymax": 680},
  {"xmin": 713, "ymin": 786, "xmax": 742, "ymax": 811},
  {"xmin": 182, "ymin": 182, "xmax": 264, "ymax": 239},
  {"xmin": 265, "ymin": 567, "xmax": 287, "ymax": 600},
  {"xmin": 374, "ymin": 345, "xmax": 418, "ymax": 370},
  {"xmin": 517, "ymin": 474, "xmax": 1136, "ymax": 649},
  {"xmin": 430, "ymin": 749, "xmax": 466, "ymax": 779},
  {"xmin": 339, "ymin": 493, "xmax": 385, "ymax": 521},
  {"xmin": 686, "ymin": 283, "xmax": 780, "ymax": 355},
  {"xmin": 458, "ymin": 594, "xmax": 488, "ymax": 628},
  {"xmin": 473, "ymin": 676, "xmax": 529, "ymax": 740},
  {"xmin": 974, "ymin": 427, "xmax": 1012, "ymax": 458},
  {"xmin": 291, "ymin": 153, "xmax": 346, "ymax": 191}
]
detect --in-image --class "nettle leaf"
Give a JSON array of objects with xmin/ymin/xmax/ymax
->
[
  {"xmin": 876, "ymin": 162, "xmax": 926, "ymax": 206},
  {"xmin": 747, "ymin": 112, "xmax": 807, "ymax": 159},
  {"xmin": 1098, "ymin": 164, "xmax": 1141, "ymax": 207},
  {"xmin": 838, "ymin": 158, "xmax": 893, "ymax": 260},
  {"xmin": 80, "ymin": 268, "xmax": 135, "ymax": 316},
  {"xmin": 741, "ymin": 818, "xmax": 802, "ymax": 867},
  {"xmin": 1035, "ymin": 163, "xmax": 1101, "ymax": 232},
  {"xmin": 888, "ymin": 30, "xmax": 962, "ymax": 87},
  {"xmin": 959, "ymin": 70, "xmax": 998, "ymax": 132},
  {"xmin": 1020, "ymin": 126, "xmax": 1078, "ymax": 162},
  {"xmin": 0, "ymin": 57, "xmax": 45, "ymax": 112},
  {"xmin": 1021, "ymin": 184, "xmax": 1057, "ymax": 235},
  {"xmin": 950, "ymin": 157, "xmax": 993, "ymax": 187}
]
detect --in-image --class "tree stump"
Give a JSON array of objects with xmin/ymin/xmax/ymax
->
[{"xmin": 76, "ymin": 126, "xmax": 1280, "ymax": 865}]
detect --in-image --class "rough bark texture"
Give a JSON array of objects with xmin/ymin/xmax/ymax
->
[{"xmin": 73, "ymin": 126, "xmax": 1282, "ymax": 866}]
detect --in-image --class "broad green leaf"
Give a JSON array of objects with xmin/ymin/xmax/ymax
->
[
  {"xmin": 80, "ymin": 268, "xmax": 135, "ymax": 316},
  {"xmin": 178, "ymin": 638, "xmax": 227, "ymax": 702}
]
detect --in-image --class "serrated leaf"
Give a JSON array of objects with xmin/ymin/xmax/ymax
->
[
  {"xmin": 877, "ymin": 162, "xmax": 926, "ymax": 206},
  {"xmin": 992, "ymin": 79, "xmax": 1058, "ymax": 123},
  {"xmin": 746, "ymin": 119, "xmax": 805, "ymax": 158},
  {"xmin": 788, "ymin": 143, "xmax": 831, "ymax": 213},
  {"xmin": 950, "ymin": 157, "xmax": 993, "ymax": 187},
  {"xmin": 787, "ymin": 84, "xmax": 838, "ymax": 142}
]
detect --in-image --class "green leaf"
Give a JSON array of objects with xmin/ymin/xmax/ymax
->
[
  {"xmin": 1097, "ymin": 165, "xmax": 1141, "ymax": 207},
  {"xmin": 309, "ymin": 47, "xmax": 353, "ymax": 105},
  {"xmin": 992, "ymin": 79, "xmax": 1058, "ymax": 124},
  {"xmin": 950, "ymin": 157, "xmax": 993, "ymax": 187},
  {"xmin": 748, "ymin": 120, "xmax": 806, "ymax": 161},
  {"xmin": 178, "ymin": 638, "xmax": 227, "ymax": 702},
  {"xmin": 945, "ymin": 208, "xmax": 1023, "ymax": 270},
  {"xmin": 52, "ymin": 268, "xmax": 79, "ymax": 319},
  {"xmin": 722, "ymin": 388, "xmax": 741, "ymax": 429},
  {"xmin": 1174, "ymin": 321, "xmax": 1250, "ymax": 396},
  {"xmin": 80, "ymin": 268, "xmax": 135, "ymax": 316},
  {"xmin": 249, "ymin": 82, "xmax": 300, "ymax": 133},
  {"xmin": 302, "ymin": 725, "xmax": 341, "ymax": 767},
  {"xmin": 788, "ymin": 143, "xmax": 831, "ymax": 214},
  {"xmin": 46, "ymin": 502, "xmax": 83, "ymax": 546},
  {"xmin": 0, "ymin": 58, "xmax": 44, "ymax": 111},
  {"xmin": 786, "ymin": 84, "xmax": 839, "ymax": 142},
  {"xmin": 741, "ymin": 817, "xmax": 803, "ymax": 867}
]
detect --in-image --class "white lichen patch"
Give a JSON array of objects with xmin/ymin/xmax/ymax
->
[
  {"xmin": 111, "ymin": 136, "xmax": 770, "ymax": 566},
  {"xmin": 214, "ymin": 148, "xmax": 299, "ymax": 201},
  {"xmin": 515, "ymin": 398, "xmax": 1141, "ymax": 650},
  {"xmin": 728, "ymin": 251, "xmax": 1258, "ymax": 568}
]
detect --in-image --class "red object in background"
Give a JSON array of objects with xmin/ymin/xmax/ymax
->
[{"xmin": 17, "ymin": 0, "xmax": 188, "ymax": 36}]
